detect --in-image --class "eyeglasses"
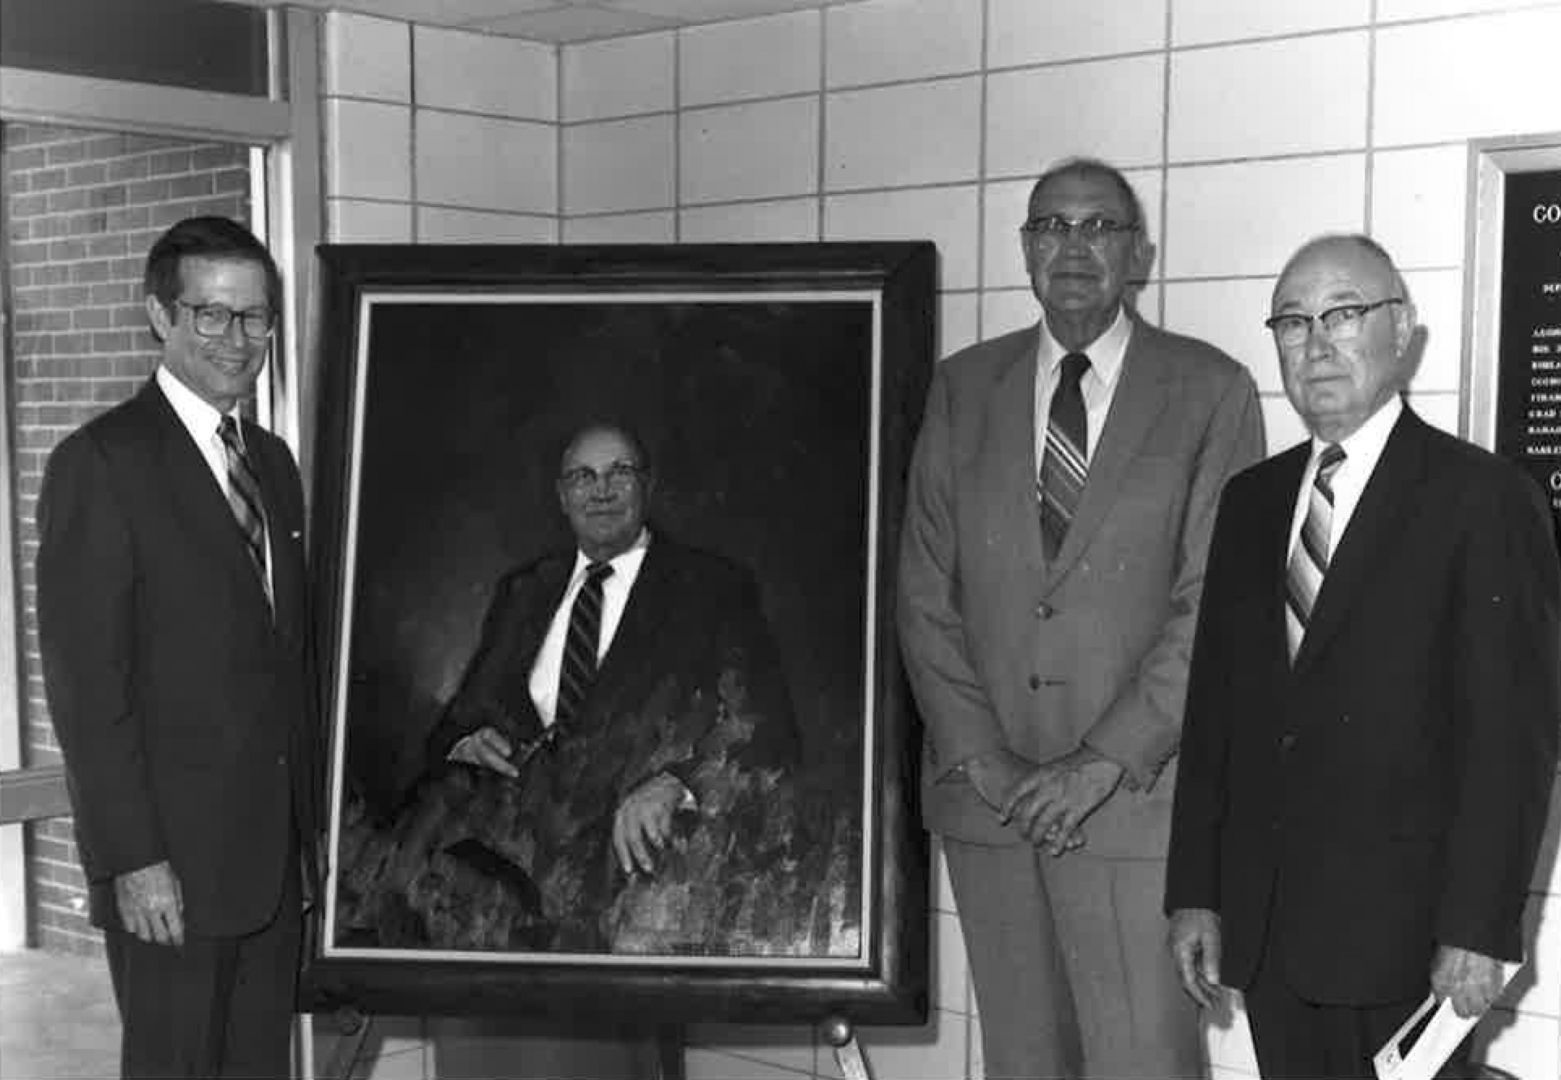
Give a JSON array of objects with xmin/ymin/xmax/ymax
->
[
  {"xmin": 560, "ymin": 463, "xmax": 644, "ymax": 494},
  {"xmin": 1264, "ymin": 298, "xmax": 1403, "ymax": 348},
  {"xmin": 175, "ymin": 300, "xmax": 277, "ymax": 341},
  {"xmin": 1020, "ymin": 215, "xmax": 1140, "ymax": 245}
]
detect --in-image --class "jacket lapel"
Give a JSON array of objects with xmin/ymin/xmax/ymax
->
[
  {"xmin": 591, "ymin": 540, "xmax": 672, "ymax": 704},
  {"xmin": 1292, "ymin": 408, "xmax": 1428, "ymax": 672},
  {"xmin": 1265, "ymin": 443, "xmax": 1312, "ymax": 672},
  {"xmin": 142, "ymin": 382, "xmax": 273, "ymax": 625},
  {"xmin": 979, "ymin": 325, "xmax": 1046, "ymax": 581},
  {"xmin": 1047, "ymin": 317, "xmax": 1170, "ymax": 582}
]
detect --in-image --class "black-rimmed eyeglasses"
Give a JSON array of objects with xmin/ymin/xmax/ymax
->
[
  {"xmin": 1264, "ymin": 298, "xmax": 1403, "ymax": 348},
  {"xmin": 175, "ymin": 300, "xmax": 276, "ymax": 341},
  {"xmin": 1020, "ymin": 215, "xmax": 1140, "ymax": 245},
  {"xmin": 559, "ymin": 463, "xmax": 645, "ymax": 494}
]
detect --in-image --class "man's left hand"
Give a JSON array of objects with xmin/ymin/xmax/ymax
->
[
  {"xmin": 1001, "ymin": 746, "xmax": 1123, "ymax": 854},
  {"xmin": 612, "ymin": 772, "xmax": 687, "ymax": 876},
  {"xmin": 1431, "ymin": 944, "xmax": 1507, "ymax": 1018}
]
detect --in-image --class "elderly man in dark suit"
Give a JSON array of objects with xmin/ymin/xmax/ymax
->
[
  {"xmin": 1166, "ymin": 234, "xmax": 1560, "ymax": 1078},
  {"xmin": 405, "ymin": 421, "xmax": 797, "ymax": 952},
  {"xmin": 37, "ymin": 216, "xmax": 318, "ymax": 1079},
  {"xmin": 897, "ymin": 157, "xmax": 1264, "ymax": 1077}
]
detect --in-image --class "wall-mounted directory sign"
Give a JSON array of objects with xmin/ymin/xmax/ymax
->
[{"xmin": 1492, "ymin": 168, "xmax": 1561, "ymax": 546}]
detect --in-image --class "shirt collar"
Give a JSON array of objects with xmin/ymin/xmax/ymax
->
[
  {"xmin": 1037, "ymin": 305, "xmax": 1133, "ymax": 387},
  {"xmin": 1312, "ymin": 394, "xmax": 1402, "ymax": 467},
  {"xmin": 156, "ymin": 365, "xmax": 244, "ymax": 447},
  {"xmin": 572, "ymin": 526, "xmax": 651, "ymax": 577}
]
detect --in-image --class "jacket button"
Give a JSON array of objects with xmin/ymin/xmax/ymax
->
[
  {"xmin": 1036, "ymin": 602, "xmax": 1054, "ymax": 619},
  {"xmin": 1028, "ymin": 675, "xmax": 1041, "ymax": 690}
]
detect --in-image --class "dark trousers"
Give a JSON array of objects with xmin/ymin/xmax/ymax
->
[
  {"xmin": 1245, "ymin": 933, "xmax": 1472, "ymax": 1080},
  {"xmin": 104, "ymin": 873, "xmax": 301, "ymax": 1079}
]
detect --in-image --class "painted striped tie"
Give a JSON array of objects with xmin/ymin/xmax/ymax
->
[
  {"xmin": 217, "ymin": 416, "xmax": 270, "ymax": 609},
  {"xmin": 1285, "ymin": 443, "xmax": 1346, "ymax": 661},
  {"xmin": 1038, "ymin": 352, "xmax": 1091, "ymax": 561},
  {"xmin": 555, "ymin": 561, "xmax": 614, "ymax": 730}
]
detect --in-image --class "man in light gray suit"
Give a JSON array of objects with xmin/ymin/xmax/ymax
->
[{"xmin": 898, "ymin": 158, "xmax": 1264, "ymax": 1077}]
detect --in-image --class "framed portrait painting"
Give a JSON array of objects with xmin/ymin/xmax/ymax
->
[{"xmin": 302, "ymin": 242, "xmax": 936, "ymax": 1025}]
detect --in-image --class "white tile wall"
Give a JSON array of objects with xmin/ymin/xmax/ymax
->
[
  {"xmin": 1172, "ymin": 0, "xmax": 1369, "ymax": 45},
  {"xmin": 417, "ymin": 206, "xmax": 556, "ymax": 243},
  {"xmin": 985, "ymin": 56, "xmax": 1166, "ymax": 179},
  {"xmin": 680, "ymin": 11, "xmax": 821, "ymax": 108},
  {"xmin": 561, "ymin": 210, "xmax": 676, "ymax": 242},
  {"xmin": 327, "ymin": 198, "xmax": 413, "ymax": 242},
  {"xmin": 987, "ymin": 0, "xmax": 1166, "ymax": 67},
  {"xmin": 825, "ymin": 78, "xmax": 981, "ymax": 191},
  {"xmin": 680, "ymin": 197, "xmax": 820, "ymax": 242},
  {"xmin": 413, "ymin": 26, "xmax": 556, "ymax": 119},
  {"xmin": 1373, "ymin": 8, "xmax": 1561, "ymax": 147},
  {"xmin": 824, "ymin": 185, "xmax": 979, "ymax": 290},
  {"xmin": 1163, "ymin": 155, "xmax": 1366, "ymax": 279},
  {"xmin": 1168, "ymin": 33, "xmax": 1369, "ymax": 162},
  {"xmin": 324, "ymin": 12, "xmax": 410, "ymax": 102},
  {"xmin": 562, "ymin": 32, "xmax": 675, "ymax": 121},
  {"xmin": 824, "ymin": 0, "xmax": 981, "ymax": 87},
  {"xmin": 318, "ymin": 4, "xmax": 1561, "ymax": 1075},
  {"xmin": 326, "ymin": 99, "xmax": 412, "ymax": 201},
  {"xmin": 1370, "ymin": 145, "xmax": 1469, "ymax": 270},
  {"xmin": 681, "ymin": 97, "xmax": 819, "ymax": 205},
  {"xmin": 416, "ymin": 111, "xmax": 556, "ymax": 213},
  {"xmin": 563, "ymin": 115, "xmax": 675, "ymax": 213}
]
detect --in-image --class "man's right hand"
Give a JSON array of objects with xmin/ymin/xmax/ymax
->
[
  {"xmin": 115, "ymin": 860, "xmax": 184, "ymax": 947},
  {"xmin": 1168, "ymin": 907, "xmax": 1226, "ymax": 1010},
  {"xmin": 446, "ymin": 726, "xmax": 518, "ymax": 777}
]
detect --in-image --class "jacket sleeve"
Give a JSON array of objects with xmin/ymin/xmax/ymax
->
[
  {"xmin": 36, "ymin": 432, "xmax": 167, "ymax": 881},
  {"xmin": 1085, "ymin": 369, "xmax": 1265, "ymax": 789},
  {"xmin": 1435, "ymin": 466, "xmax": 1561, "ymax": 960},
  {"xmin": 895, "ymin": 366, "xmax": 1009, "ymax": 777}
]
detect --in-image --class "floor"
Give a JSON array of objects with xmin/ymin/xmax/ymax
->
[{"xmin": 0, "ymin": 950, "xmax": 119, "ymax": 1080}]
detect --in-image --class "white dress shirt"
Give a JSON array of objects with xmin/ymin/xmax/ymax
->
[
  {"xmin": 528, "ymin": 527, "xmax": 651, "ymax": 728},
  {"xmin": 1032, "ymin": 305, "xmax": 1134, "ymax": 470},
  {"xmin": 1286, "ymin": 395, "xmax": 1403, "ymax": 563},
  {"xmin": 156, "ymin": 365, "xmax": 273, "ymax": 592}
]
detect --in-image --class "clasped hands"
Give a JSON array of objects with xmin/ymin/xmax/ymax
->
[
  {"xmin": 963, "ymin": 745, "xmax": 1124, "ymax": 855},
  {"xmin": 1168, "ymin": 908, "xmax": 1507, "ymax": 1020},
  {"xmin": 449, "ymin": 724, "xmax": 690, "ymax": 878}
]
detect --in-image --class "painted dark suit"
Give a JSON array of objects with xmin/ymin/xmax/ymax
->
[
  {"xmin": 38, "ymin": 378, "xmax": 318, "ymax": 939},
  {"xmin": 1166, "ymin": 407, "xmax": 1560, "ymax": 1005},
  {"xmin": 336, "ymin": 536, "xmax": 806, "ymax": 954}
]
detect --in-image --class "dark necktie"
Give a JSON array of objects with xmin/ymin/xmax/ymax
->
[
  {"xmin": 217, "ymin": 415, "xmax": 270, "ymax": 608},
  {"xmin": 1285, "ymin": 443, "xmax": 1346, "ymax": 661},
  {"xmin": 554, "ymin": 561, "xmax": 614, "ymax": 730},
  {"xmin": 1038, "ymin": 352, "xmax": 1091, "ymax": 561}
]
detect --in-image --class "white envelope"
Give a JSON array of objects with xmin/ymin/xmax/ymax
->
[{"xmin": 1372, "ymin": 961, "xmax": 1523, "ymax": 1080}]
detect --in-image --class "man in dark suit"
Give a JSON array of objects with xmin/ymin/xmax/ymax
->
[
  {"xmin": 37, "ymin": 217, "xmax": 318, "ymax": 1078},
  {"xmin": 897, "ymin": 157, "xmax": 1264, "ymax": 1077},
  {"xmin": 415, "ymin": 421, "xmax": 797, "ymax": 951},
  {"xmin": 1166, "ymin": 234, "xmax": 1560, "ymax": 1078}
]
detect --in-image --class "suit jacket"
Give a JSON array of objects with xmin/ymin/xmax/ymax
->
[
  {"xmin": 897, "ymin": 314, "xmax": 1264, "ymax": 855},
  {"xmin": 1165, "ymin": 407, "xmax": 1561, "ymax": 1004},
  {"xmin": 427, "ymin": 536, "xmax": 796, "ymax": 799},
  {"xmin": 37, "ymin": 379, "xmax": 319, "ymax": 937}
]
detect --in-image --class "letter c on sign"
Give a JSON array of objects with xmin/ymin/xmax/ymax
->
[
  {"xmin": 1535, "ymin": 203, "xmax": 1561, "ymax": 224},
  {"xmin": 1550, "ymin": 469, "xmax": 1561, "ymax": 491}
]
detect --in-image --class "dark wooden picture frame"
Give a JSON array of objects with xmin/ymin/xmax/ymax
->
[{"xmin": 301, "ymin": 243, "xmax": 935, "ymax": 1025}]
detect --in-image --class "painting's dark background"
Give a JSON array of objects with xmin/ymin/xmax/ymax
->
[{"xmin": 339, "ymin": 298, "xmax": 875, "ymax": 844}]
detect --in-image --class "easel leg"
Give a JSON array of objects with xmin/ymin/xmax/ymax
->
[
  {"xmin": 821, "ymin": 1016, "xmax": 873, "ymax": 1080},
  {"xmin": 655, "ymin": 1024, "xmax": 686, "ymax": 1080}
]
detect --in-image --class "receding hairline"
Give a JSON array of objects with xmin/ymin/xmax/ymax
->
[
  {"xmin": 1028, "ymin": 157, "xmax": 1146, "ymax": 230},
  {"xmin": 1274, "ymin": 233, "xmax": 1408, "ymax": 302},
  {"xmin": 559, "ymin": 422, "xmax": 649, "ymax": 472}
]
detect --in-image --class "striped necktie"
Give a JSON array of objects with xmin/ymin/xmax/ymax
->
[
  {"xmin": 217, "ymin": 416, "xmax": 270, "ymax": 608},
  {"xmin": 554, "ymin": 561, "xmax": 614, "ymax": 731},
  {"xmin": 1038, "ymin": 352, "xmax": 1091, "ymax": 561},
  {"xmin": 1285, "ymin": 443, "xmax": 1346, "ymax": 661}
]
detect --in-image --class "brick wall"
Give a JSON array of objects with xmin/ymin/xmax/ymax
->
[{"xmin": 3, "ymin": 121, "xmax": 251, "ymax": 953}]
